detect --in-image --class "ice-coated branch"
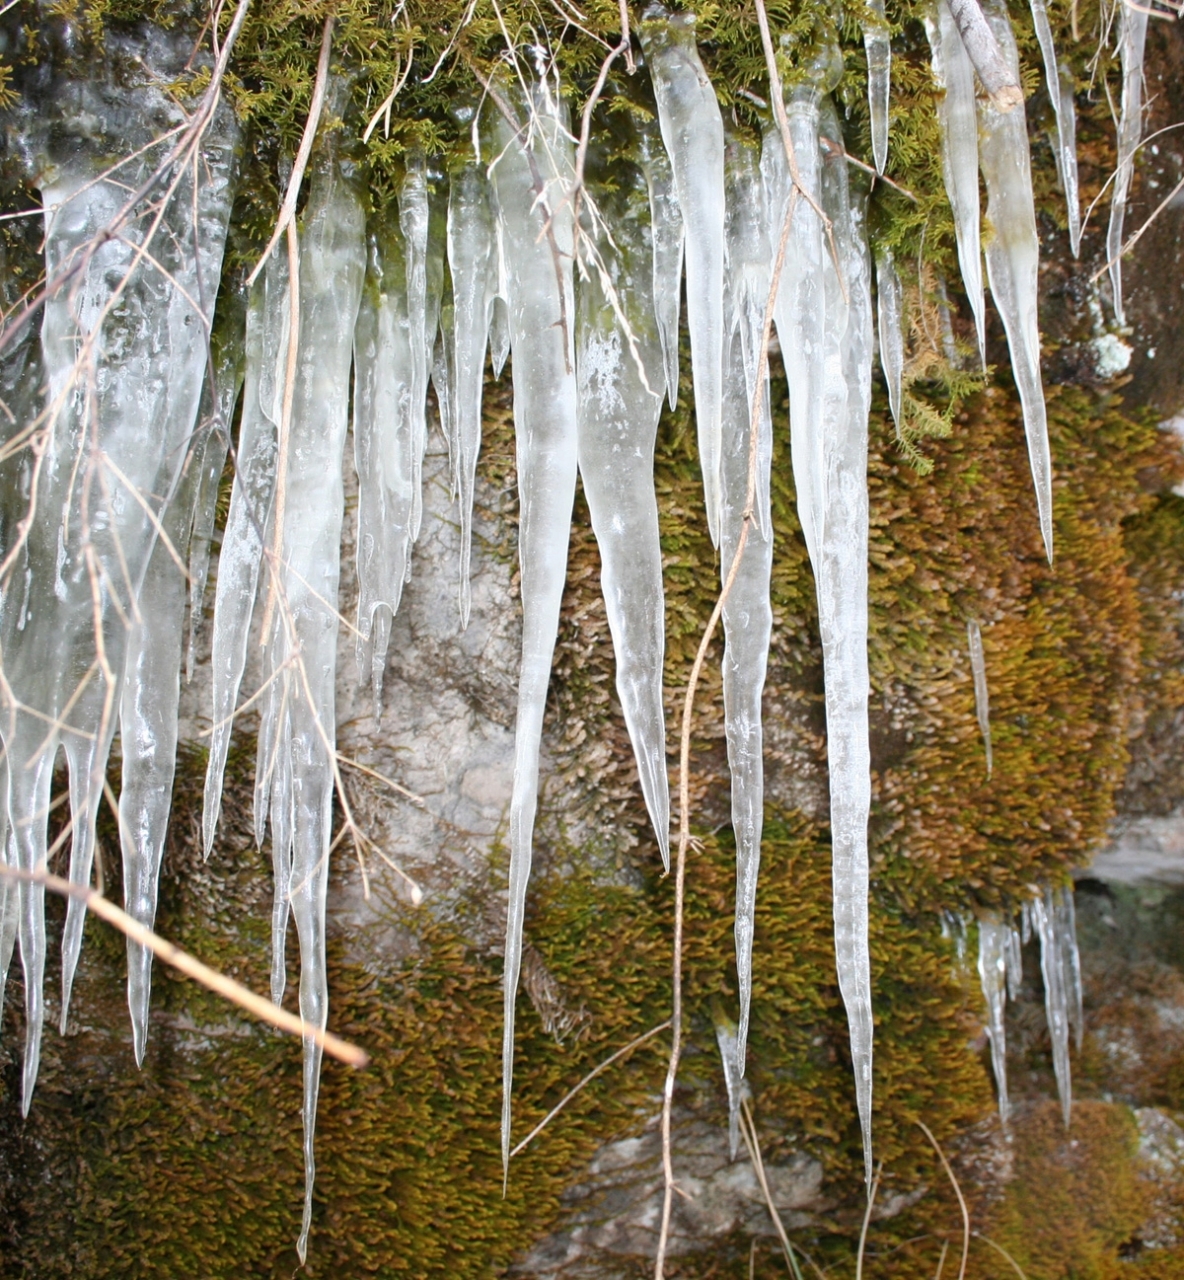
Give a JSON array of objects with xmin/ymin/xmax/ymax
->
[{"xmin": 946, "ymin": 0, "xmax": 1024, "ymax": 112}]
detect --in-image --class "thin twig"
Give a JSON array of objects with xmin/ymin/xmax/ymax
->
[
  {"xmin": 245, "ymin": 15, "xmax": 334, "ymax": 288},
  {"xmin": 0, "ymin": 863, "xmax": 368, "ymax": 1066},
  {"xmin": 972, "ymin": 1231, "xmax": 1029, "ymax": 1279},
  {"xmin": 1089, "ymin": 168, "xmax": 1184, "ymax": 283},
  {"xmin": 738, "ymin": 1099, "xmax": 805, "ymax": 1280},
  {"xmin": 855, "ymin": 1161, "xmax": 884, "ymax": 1280},
  {"xmin": 509, "ymin": 1020, "xmax": 671, "ymax": 1158},
  {"xmin": 918, "ymin": 1122, "xmax": 970, "ymax": 1280}
]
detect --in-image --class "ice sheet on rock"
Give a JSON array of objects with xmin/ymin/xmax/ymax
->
[
  {"xmin": 484, "ymin": 77, "xmax": 578, "ymax": 1177},
  {"xmin": 1108, "ymin": 2, "xmax": 1148, "ymax": 324},
  {"xmin": 3, "ymin": 101, "xmax": 237, "ymax": 1092},
  {"xmin": 1028, "ymin": 0, "xmax": 1081, "ymax": 255},
  {"xmin": 446, "ymin": 159, "xmax": 497, "ymax": 630},
  {"xmin": 976, "ymin": 0, "xmax": 1054, "ymax": 563},
  {"xmin": 575, "ymin": 141, "xmax": 670, "ymax": 869},
  {"xmin": 967, "ymin": 618, "xmax": 993, "ymax": 776},
  {"xmin": 640, "ymin": 5, "xmax": 725, "ymax": 544},
  {"xmin": 353, "ymin": 222, "xmax": 414, "ymax": 696},
  {"xmin": 639, "ymin": 117, "xmax": 684, "ymax": 410},
  {"xmin": 720, "ymin": 133, "xmax": 773, "ymax": 1066},
  {"xmin": 978, "ymin": 914, "xmax": 1011, "ymax": 1124},
  {"xmin": 255, "ymin": 146, "xmax": 365, "ymax": 1261},
  {"xmin": 401, "ymin": 153, "xmax": 446, "ymax": 546},
  {"xmin": 186, "ymin": 293, "xmax": 246, "ymax": 683},
  {"xmin": 203, "ymin": 249, "xmax": 289, "ymax": 857},
  {"xmin": 863, "ymin": 0, "xmax": 892, "ymax": 175},
  {"xmin": 1032, "ymin": 886, "xmax": 1073, "ymax": 1126},
  {"xmin": 926, "ymin": 0, "xmax": 987, "ymax": 367},
  {"xmin": 875, "ymin": 247, "xmax": 904, "ymax": 432}
]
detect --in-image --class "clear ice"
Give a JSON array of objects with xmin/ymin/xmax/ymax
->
[
  {"xmin": 1028, "ymin": 0, "xmax": 1081, "ymax": 255},
  {"xmin": 720, "ymin": 134, "xmax": 773, "ymax": 1067},
  {"xmin": 485, "ymin": 76, "xmax": 579, "ymax": 1177},
  {"xmin": 575, "ymin": 135, "xmax": 671, "ymax": 868},
  {"xmin": 977, "ymin": 0, "xmax": 1054, "ymax": 563},
  {"xmin": 967, "ymin": 618, "xmax": 993, "ymax": 776},
  {"xmin": 977, "ymin": 913, "xmax": 1011, "ymax": 1123},
  {"xmin": 1032, "ymin": 885, "xmax": 1077, "ymax": 1126},
  {"xmin": 446, "ymin": 158, "xmax": 497, "ymax": 631},
  {"xmin": 1108, "ymin": 1, "xmax": 1148, "ymax": 324},
  {"xmin": 875, "ymin": 247, "xmax": 904, "ymax": 432},
  {"xmin": 863, "ymin": 0, "xmax": 892, "ymax": 175},
  {"xmin": 640, "ymin": 4, "xmax": 726, "ymax": 545},
  {"xmin": 639, "ymin": 119, "xmax": 685, "ymax": 410},
  {"xmin": 927, "ymin": 0, "xmax": 987, "ymax": 367}
]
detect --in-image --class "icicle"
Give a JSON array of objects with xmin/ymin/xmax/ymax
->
[
  {"xmin": 2, "ymin": 107, "xmax": 237, "ymax": 1094},
  {"xmin": 490, "ymin": 296, "xmax": 511, "ymax": 379},
  {"xmin": 446, "ymin": 158, "xmax": 497, "ymax": 631},
  {"xmin": 257, "ymin": 144, "xmax": 366, "ymax": 1261},
  {"xmin": 1056, "ymin": 884, "xmax": 1084, "ymax": 1051},
  {"xmin": 875, "ymin": 247, "xmax": 904, "ymax": 432},
  {"xmin": 401, "ymin": 153, "xmax": 446, "ymax": 546},
  {"xmin": 713, "ymin": 1008, "xmax": 746, "ymax": 1160},
  {"xmin": 927, "ymin": 0, "xmax": 988, "ymax": 367},
  {"xmin": 186, "ymin": 297, "xmax": 247, "ymax": 684},
  {"xmin": 638, "ymin": 117, "xmax": 685, "ymax": 410},
  {"xmin": 0, "ymin": 766, "xmax": 14, "ymax": 1010},
  {"xmin": 863, "ymin": 0, "xmax": 892, "ymax": 175},
  {"xmin": 720, "ymin": 133, "xmax": 773, "ymax": 1067},
  {"xmin": 352, "ymin": 222, "xmax": 414, "ymax": 697},
  {"xmin": 1028, "ymin": 0, "xmax": 1081, "ymax": 255},
  {"xmin": 967, "ymin": 618, "xmax": 992, "ymax": 776},
  {"xmin": 766, "ymin": 72, "xmax": 876, "ymax": 1180},
  {"xmin": 574, "ymin": 140, "xmax": 670, "ymax": 868},
  {"xmin": 976, "ymin": 0, "xmax": 1053, "ymax": 564},
  {"xmin": 1005, "ymin": 918, "xmax": 1023, "ymax": 1001},
  {"xmin": 1108, "ymin": 2, "xmax": 1148, "ymax": 324},
  {"xmin": 1032, "ymin": 885, "xmax": 1073, "ymax": 1126},
  {"xmin": 978, "ymin": 913, "xmax": 1011, "ymax": 1124},
  {"xmin": 485, "ymin": 76, "xmax": 578, "ymax": 1180},
  {"xmin": 639, "ymin": 5, "xmax": 726, "ymax": 545},
  {"xmin": 202, "ymin": 248, "xmax": 289, "ymax": 857}
]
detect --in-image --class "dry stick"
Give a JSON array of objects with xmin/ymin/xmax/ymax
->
[
  {"xmin": 738, "ymin": 1099, "xmax": 805, "ymax": 1280},
  {"xmin": 509, "ymin": 1019, "xmax": 671, "ymax": 1158},
  {"xmin": 972, "ymin": 1231, "xmax": 1029, "ymax": 1279},
  {"xmin": 854, "ymin": 1161, "xmax": 884, "ymax": 1280},
  {"xmin": 945, "ymin": 0, "xmax": 1024, "ymax": 112},
  {"xmin": 259, "ymin": 219, "xmax": 300, "ymax": 642},
  {"xmin": 918, "ymin": 1122, "xmax": 970, "ymax": 1280},
  {"xmin": 246, "ymin": 15, "xmax": 334, "ymax": 288},
  {"xmin": 934, "ymin": 1240, "xmax": 950, "ymax": 1280},
  {"xmin": 0, "ymin": 864, "xmax": 368, "ymax": 1064},
  {"xmin": 1089, "ymin": 168, "xmax": 1184, "ymax": 284},
  {"xmin": 571, "ymin": 4, "xmax": 632, "ymax": 224},
  {"xmin": 653, "ymin": 170, "xmax": 798, "ymax": 1280}
]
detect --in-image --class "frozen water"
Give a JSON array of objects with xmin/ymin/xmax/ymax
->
[
  {"xmin": 978, "ymin": 913, "xmax": 1011, "ymax": 1124},
  {"xmin": 1028, "ymin": 0, "xmax": 1081, "ymax": 254},
  {"xmin": 875, "ymin": 247, "xmax": 904, "ymax": 432},
  {"xmin": 967, "ymin": 619, "xmax": 993, "ymax": 776},
  {"xmin": 1108, "ymin": 2, "xmax": 1148, "ymax": 324},
  {"xmin": 639, "ymin": 116, "xmax": 685, "ymax": 410},
  {"xmin": 863, "ymin": 0, "xmax": 892, "ymax": 175}
]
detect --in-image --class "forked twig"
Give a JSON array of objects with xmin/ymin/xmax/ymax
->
[{"xmin": 0, "ymin": 863, "xmax": 368, "ymax": 1066}]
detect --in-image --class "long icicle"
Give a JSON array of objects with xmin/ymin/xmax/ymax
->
[
  {"xmin": 574, "ymin": 134, "xmax": 671, "ymax": 868},
  {"xmin": 1028, "ymin": 0, "xmax": 1081, "ymax": 255},
  {"xmin": 863, "ymin": 0, "xmax": 892, "ymax": 175},
  {"xmin": 1108, "ymin": 1, "xmax": 1148, "ymax": 324},
  {"xmin": 977, "ymin": 913, "xmax": 1011, "ymax": 1124},
  {"xmin": 721, "ymin": 132, "xmax": 774, "ymax": 1081},
  {"xmin": 875, "ymin": 247, "xmax": 904, "ymax": 432},
  {"xmin": 639, "ymin": 4, "xmax": 726, "ymax": 546},
  {"xmin": 1032, "ymin": 885, "xmax": 1073, "ymax": 1126},
  {"xmin": 486, "ymin": 73, "xmax": 579, "ymax": 1182},
  {"xmin": 976, "ymin": 0, "xmax": 1054, "ymax": 563},
  {"xmin": 927, "ymin": 0, "xmax": 988, "ymax": 367}
]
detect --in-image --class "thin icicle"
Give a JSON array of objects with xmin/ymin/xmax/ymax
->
[
  {"xmin": 1056, "ymin": 883, "xmax": 1084, "ymax": 1051},
  {"xmin": 1005, "ymin": 919, "xmax": 1024, "ymax": 1001},
  {"xmin": 485, "ymin": 76, "xmax": 578, "ymax": 1180},
  {"xmin": 1028, "ymin": 0, "xmax": 1081, "ymax": 255},
  {"xmin": 1032, "ymin": 885, "xmax": 1073, "ymax": 1126},
  {"xmin": 353, "ymin": 222, "xmax": 414, "ymax": 696},
  {"xmin": 863, "ymin": 0, "xmax": 892, "ymax": 175},
  {"xmin": 202, "ymin": 248, "xmax": 289, "ymax": 857},
  {"xmin": 977, "ymin": 0, "xmax": 1054, "ymax": 564},
  {"xmin": 446, "ymin": 158, "xmax": 496, "ymax": 631},
  {"xmin": 575, "ymin": 140, "xmax": 670, "ymax": 868},
  {"xmin": 638, "ymin": 116, "xmax": 684, "ymax": 410},
  {"xmin": 875, "ymin": 247, "xmax": 904, "ymax": 432},
  {"xmin": 714, "ymin": 1010, "xmax": 746, "ymax": 1160},
  {"xmin": 967, "ymin": 618, "xmax": 993, "ymax": 776},
  {"xmin": 720, "ymin": 133, "xmax": 773, "ymax": 1068},
  {"xmin": 257, "ymin": 143, "xmax": 366, "ymax": 1262},
  {"xmin": 927, "ymin": 0, "xmax": 987, "ymax": 367},
  {"xmin": 1108, "ymin": 1, "xmax": 1148, "ymax": 324},
  {"xmin": 640, "ymin": 4, "xmax": 726, "ymax": 545},
  {"xmin": 978, "ymin": 913, "xmax": 1011, "ymax": 1124}
]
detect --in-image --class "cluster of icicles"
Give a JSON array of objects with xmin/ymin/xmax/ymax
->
[{"xmin": 0, "ymin": 0, "xmax": 1141, "ymax": 1251}]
